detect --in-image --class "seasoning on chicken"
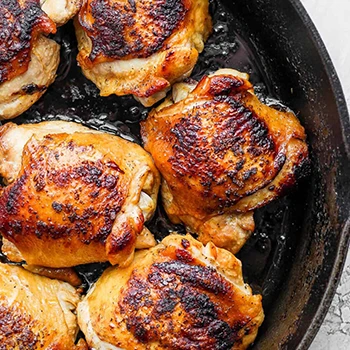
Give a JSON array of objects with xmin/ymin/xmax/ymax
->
[
  {"xmin": 0, "ymin": 262, "xmax": 87, "ymax": 349},
  {"xmin": 141, "ymin": 69, "xmax": 309, "ymax": 253},
  {"xmin": 75, "ymin": 0, "xmax": 212, "ymax": 106},
  {"xmin": 0, "ymin": 0, "xmax": 82, "ymax": 120},
  {"xmin": 78, "ymin": 234, "xmax": 264, "ymax": 350},
  {"xmin": 0, "ymin": 121, "xmax": 160, "ymax": 267}
]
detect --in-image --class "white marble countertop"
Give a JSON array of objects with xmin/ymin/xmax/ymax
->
[{"xmin": 300, "ymin": 0, "xmax": 350, "ymax": 349}]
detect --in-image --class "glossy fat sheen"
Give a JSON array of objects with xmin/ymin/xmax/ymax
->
[
  {"xmin": 75, "ymin": 0, "xmax": 212, "ymax": 106},
  {"xmin": 141, "ymin": 69, "xmax": 309, "ymax": 253},
  {"xmin": 78, "ymin": 234, "xmax": 264, "ymax": 350},
  {"xmin": 0, "ymin": 121, "xmax": 160, "ymax": 267},
  {"xmin": 0, "ymin": 262, "xmax": 87, "ymax": 349},
  {"xmin": 0, "ymin": 0, "xmax": 82, "ymax": 120}
]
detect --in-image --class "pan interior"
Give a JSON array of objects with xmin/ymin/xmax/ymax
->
[{"xmin": 2, "ymin": 0, "xmax": 349, "ymax": 349}]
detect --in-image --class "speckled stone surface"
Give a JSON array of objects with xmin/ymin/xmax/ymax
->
[{"xmin": 300, "ymin": 0, "xmax": 350, "ymax": 349}]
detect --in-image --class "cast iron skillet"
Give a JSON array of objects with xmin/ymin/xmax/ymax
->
[
  {"xmin": 4, "ymin": 0, "xmax": 350, "ymax": 348},
  {"xmin": 227, "ymin": 1, "xmax": 350, "ymax": 349}
]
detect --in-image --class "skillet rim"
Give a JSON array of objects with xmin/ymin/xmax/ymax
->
[
  {"xmin": 0, "ymin": 0, "xmax": 349, "ymax": 348},
  {"xmin": 287, "ymin": 0, "xmax": 350, "ymax": 348}
]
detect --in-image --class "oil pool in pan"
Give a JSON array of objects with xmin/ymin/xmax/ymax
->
[{"xmin": 0, "ymin": 0, "xmax": 309, "ymax": 322}]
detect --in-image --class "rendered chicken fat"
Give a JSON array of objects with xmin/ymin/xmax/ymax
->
[{"xmin": 0, "ymin": 0, "xmax": 82, "ymax": 120}]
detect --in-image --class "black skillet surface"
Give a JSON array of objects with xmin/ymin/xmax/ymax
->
[{"xmin": 3, "ymin": 0, "xmax": 350, "ymax": 349}]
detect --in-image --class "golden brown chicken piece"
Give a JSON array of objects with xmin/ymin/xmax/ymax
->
[
  {"xmin": 78, "ymin": 234, "xmax": 264, "ymax": 350},
  {"xmin": 0, "ymin": 262, "xmax": 87, "ymax": 349},
  {"xmin": 75, "ymin": 0, "xmax": 212, "ymax": 106},
  {"xmin": 0, "ymin": 0, "xmax": 81, "ymax": 120},
  {"xmin": 141, "ymin": 69, "xmax": 309, "ymax": 253},
  {"xmin": 0, "ymin": 121, "xmax": 160, "ymax": 268}
]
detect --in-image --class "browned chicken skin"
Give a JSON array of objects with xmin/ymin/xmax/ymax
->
[
  {"xmin": 78, "ymin": 234, "xmax": 264, "ymax": 349},
  {"xmin": 0, "ymin": 121, "xmax": 160, "ymax": 268},
  {"xmin": 75, "ymin": 0, "xmax": 212, "ymax": 106},
  {"xmin": 0, "ymin": 0, "xmax": 56, "ymax": 84},
  {"xmin": 141, "ymin": 69, "xmax": 309, "ymax": 253},
  {"xmin": 0, "ymin": 0, "xmax": 82, "ymax": 120},
  {"xmin": 0, "ymin": 262, "xmax": 87, "ymax": 349}
]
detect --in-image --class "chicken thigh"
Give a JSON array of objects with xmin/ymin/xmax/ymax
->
[
  {"xmin": 0, "ymin": 121, "xmax": 160, "ymax": 267},
  {"xmin": 0, "ymin": 262, "xmax": 86, "ymax": 349},
  {"xmin": 78, "ymin": 234, "xmax": 264, "ymax": 350},
  {"xmin": 141, "ymin": 69, "xmax": 309, "ymax": 253},
  {"xmin": 75, "ymin": 0, "xmax": 212, "ymax": 106},
  {"xmin": 0, "ymin": 0, "xmax": 81, "ymax": 120}
]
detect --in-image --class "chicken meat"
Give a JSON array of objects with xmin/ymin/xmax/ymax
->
[
  {"xmin": 40, "ymin": 0, "xmax": 82, "ymax": 26},
  {"xmin": 0, "ymin": 262, "xmax": 87, "ymax": 349},
  {"xmin": 78, "ymin": 234, "xmax": 264, "ymax": 350},
  {"xmin": 0, "ymin": 121, "xmax": 160, "ymax": 267},
  {"xmin": 0, "ymin": 0, "xmax": 81, "ymax": 120},
  {"xmin": 75, "ymin": 0, "xmax": 212, "ymax": 106},
  {"xmin": 141, "ymin": 69, "xmax": 309, "ymax": 254}
]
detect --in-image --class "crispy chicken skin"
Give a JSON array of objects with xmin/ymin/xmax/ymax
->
[
  {"xmin": 141, "ymin": 69, "xmax": 309, "ymax": 253},
  {"xmin": 0, "ymin": 262, "xmax": 87, "ymax": 349},
  {"xmin": 78, "ymin": 234, "xmax": 264, "ymax": 350},
  {"xmin": 0, "ymin": 0, "xmax": 56, "ymax": 85},
  {"xmin": 0, "ymin": 121, "xmax": 160, "ymax": 267},
  {"xmin": 0, "ymin": 0, "xmax": 82, "ymax": 120},
  {"xmin": 75, "ymin": 0, "xmax": 212, "ymax": 106}
]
